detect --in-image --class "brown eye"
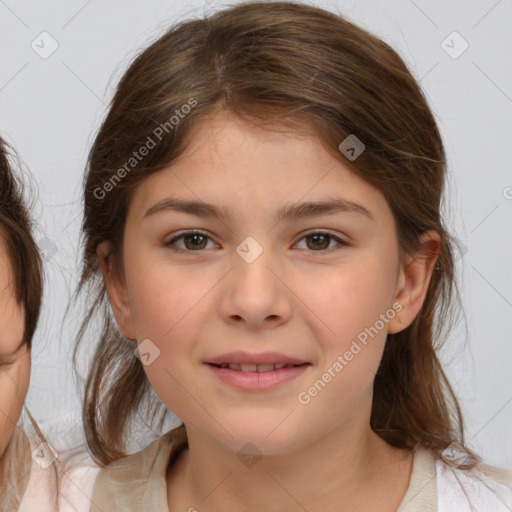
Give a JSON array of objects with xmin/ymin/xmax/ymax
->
[
  {"xmin": 163, "ymin": 230, "xmax": 349, "ymax": 253},
  {"xmin": 295, "ymin": 231, "xmax": 349, "ymax": 252},
  {"xmin": 164, "ymin": 231, "xmax": 217, "ymax": 252},
  {"xmin": 306, "ymin": 233, "xmax": 330, "ymax": 250}
]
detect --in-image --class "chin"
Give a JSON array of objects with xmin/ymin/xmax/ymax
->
[{"xmin": 214, "ymin": 417, "xmax": 307, "ymax": 457}]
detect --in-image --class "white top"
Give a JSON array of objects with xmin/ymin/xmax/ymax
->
[
  {"xmin": 18, "ymin": 409, "xmax": 100, "ymax": 512},
  {"xmin": 437, "ymin": 460, "xmax": 512, "ymax": 511}
]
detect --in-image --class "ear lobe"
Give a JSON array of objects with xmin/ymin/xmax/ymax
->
[
  {"xmin": 96, "ymin": 241, "xmax": 137, "ymax": 340},
  {"xmin": 387, "ymin": 230, "xmax": 441, "ymax": 335}
]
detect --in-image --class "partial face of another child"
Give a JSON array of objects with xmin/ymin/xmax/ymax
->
[
  {"xmin": 0, "ymin": 235, "xmax": 30, "ymax": 457},
  {"xmin": 101, "ymin": 112, "xmax": 437, "ymax": 455}
]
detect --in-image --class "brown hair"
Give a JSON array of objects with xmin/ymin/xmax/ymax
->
[
  {"xmin": 0, "ymin": 138, "xmax": 43, "ymax": 348},
  {"xmin": 0, "ymin": 139, "xmax": 54, "ymax": 509},
  {"xmin": 74, "ymin": 0, "xmax": 478, "ymax": 468}
]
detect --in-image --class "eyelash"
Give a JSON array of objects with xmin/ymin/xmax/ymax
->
[{"xmin": 164, "ymin": 229, "xmax": 350, "ymax": 254}]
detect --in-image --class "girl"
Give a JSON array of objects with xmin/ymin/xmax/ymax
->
[
  {"xmin": 0, "ymin": 137, "xmax": 51, "ymax": 510},
  {"xmin": 0, "ymin": 138, "xmax": 97, "ymax": 512},
  {"xmin": 76, "ymin": 1, "xmax": 512, "ymax": 510},
  {"xmin": 0, "ymin": 136, "xmax": 102, "ymax": 512}
]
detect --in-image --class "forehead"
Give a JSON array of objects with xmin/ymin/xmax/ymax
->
[
  {"xmin": 0, "ymin": 232, "xmax": 15, "ymax": 299},
  {"xmin": 0, "ymin": 222, "xmax": 26, "ymax": 346},
  {"xmin": 0, "ymin": 229, "xmax": 12, "ymax": 271},
  {"xmin": 127, "ymin": 112, "xmax": 392, "ymax": 225},
  {"xmin": 175, "ymin": 111, "xmax": 331, "ymax": 168}
]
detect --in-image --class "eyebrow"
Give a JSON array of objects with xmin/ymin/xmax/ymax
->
[{"xmin": 144, "ymin": 197, "xmax": 374, "ymax": 222}]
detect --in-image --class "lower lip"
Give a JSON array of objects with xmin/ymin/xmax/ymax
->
[{"xmin": 204, "ymin": 363, "xmax": 311, "ymax": 391}]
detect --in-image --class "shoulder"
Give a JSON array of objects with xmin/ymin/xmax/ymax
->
[
  {"xmin": 475, "ymin": 462, "xmax": 512, "ymax": 488},
  {"xmin": 1, "ymin": 427, "xmax": 32, "ymax": 512},
  {"xmin": 400, "ymin": 445, "xmax": 512, "ymax": 512},
  {"xmin": 90, "ymin": 424, "xmax": 187, "ymax": 512},
  {"xmin": 434, "ymin": 454, "xmax": 512, "ymax": 511},
  {"xmin": 19, "ymin": 410, "xmax": 102, "ymax": 512}
]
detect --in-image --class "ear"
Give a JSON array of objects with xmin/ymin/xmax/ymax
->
[
  {"xmin": 97, "ymin": 241, "xmax": 137, "ymax": 340},
  {"xmin": 387, "ymin": 230, "xmax": 441, "ymax": 335}
]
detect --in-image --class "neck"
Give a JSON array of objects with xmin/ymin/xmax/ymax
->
[{"xmin": 167, "ymin": 423, "xmax": 413, "ymax": 512}]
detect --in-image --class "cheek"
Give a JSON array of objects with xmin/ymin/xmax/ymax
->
[
  {"xmin": 124, "ymin": 258, "xmax": 209, "ymax": 401},
  {"xmin": 0, "ymin": 298, "xmax": 25, "ymax": 354},
  {"xmin": 298, "ymin": 255, "xmax": 398, "ymax": 339},
  {"xmin": 127, "ymin": 261, "xmax": 205, "ymax": 340},
  {"xmin": 293, "ymin": 254, "xmax": 399, "ymax": 405},
  {"xmin": 0, "ymin": 300, "xmax": 28, "ymax": 455},
  {"xmin": 293, "ymin": 267, "xmax": 397, "ymax": 421},
  {"xmin": 0, "ymin": 360, "xmax": 30, "ymax": 456}
]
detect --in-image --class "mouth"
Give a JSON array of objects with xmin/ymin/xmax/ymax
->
[
  {"xmin": 204, "ymin": 353, "xmax": 312, "ymax": 391},
  {"xmin": 207, "ymin": 362, "xmax": 310, "ymax": 373}
]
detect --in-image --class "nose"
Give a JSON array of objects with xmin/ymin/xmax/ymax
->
[{"xmin": 218, "ymin": 240, "xmax": 292, "ymax": 330}]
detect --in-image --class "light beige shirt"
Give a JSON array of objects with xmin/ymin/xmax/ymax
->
[
  {"xmin": 90, "ymin": 424, "xmax": 444, "ymax": 511},
  {"xmin": 90, "ymin": 423, "xmax": 512, "ymax": 511}
]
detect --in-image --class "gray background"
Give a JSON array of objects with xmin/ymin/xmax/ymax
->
[{"xmin": 1, "ymin": 0, "xmax": 511, "ymax": 469}]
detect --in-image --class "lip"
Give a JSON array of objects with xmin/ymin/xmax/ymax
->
[
  {"xmin": 205, "ymin": 351, "xmax": 309, "ymax": 366},
  {"xmin": 205, "ymin": 362, "xmax": 311, "ymax": 391}
]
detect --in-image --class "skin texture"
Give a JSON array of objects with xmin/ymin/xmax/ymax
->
[
  {"xmin": 0, "ymin": 236, "xmax": 30, "ymax": 457},
  {"xmin": 99, "ymin": 112, "xmax": 440, "ymax": 512}
]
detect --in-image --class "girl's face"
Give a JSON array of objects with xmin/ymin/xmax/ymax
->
[
  {"xmin": 101, "ymin": 112, "xmax": 437, "ymax": 455},
  {"xmin": 0, "ymin": 236, "xmax": 30, "ymax": 457}
]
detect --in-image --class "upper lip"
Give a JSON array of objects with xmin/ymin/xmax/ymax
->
[{"xmin": 205, "ymin": 351, "xmax": 310, "ymax": 366}]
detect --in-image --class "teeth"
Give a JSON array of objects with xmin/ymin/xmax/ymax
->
[
  {"xmin": 219, "ymin": 363, "xmax": 298, "ymax": 372},
  {"xmin": 240, "ymin": 364, "xmax": 257, "ymax": 372},
  {"xmin": 256, "ymin": 364, "xmax": 275, "ymax": 373}
]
